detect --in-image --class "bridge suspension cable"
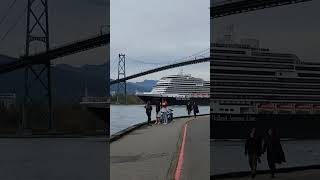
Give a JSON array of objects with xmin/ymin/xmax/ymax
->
[
  {"xmin": 0, "ymin": 5, "xmax": 27, "ymax": 42},
  {"xmin": 125, "ymin": 48, "xmax": 210, "ymax": 67},
  {"xmin": 110, "ymin": 58, "xmax": 119, "ymax": 78},
  {"xmin": 111, "ymin": 48, "xmax": 210, "ymax": 83},
  {"xmin": 0, "ymin": 0, "xmax": 18, "ymax": 26},
  {"xmin": 126, "ymin": 56, "xmax": 166, "ymax": 65}
]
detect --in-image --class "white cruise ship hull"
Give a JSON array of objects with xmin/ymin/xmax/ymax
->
[
  {"xmin": 137, "ymin": 94, "xmax": 209, "ymax": 105},
  {"xmin": 210, "ymin": 41, "xmax": 320, "ymax": 139}
]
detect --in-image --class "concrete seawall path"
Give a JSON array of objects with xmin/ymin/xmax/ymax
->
[
  {"xmin": 181, "ymin": 115, "xmax": 210, "ymax": 180},
  {"xmin": 0, "ymin": 137, "xmax": 108, "ymax": 180},
  {"xmin": 211, "ymin": 139, "xmax": 320, "ymax": 176},
  {"xmin": 219, "ymin": 169, "xmax": 320, "ymax": 180},
  {"xmin": 110, "ymin": 115, "xmax": 210, "ymax": 180}
]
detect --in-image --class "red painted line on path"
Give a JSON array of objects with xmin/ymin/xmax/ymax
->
[{"xmin": 174, "ymin": 122, "xmax": 188, "ymax": 180}]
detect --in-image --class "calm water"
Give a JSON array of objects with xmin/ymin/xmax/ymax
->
[{"xmin": 110, "ymin": 105, "xmax": 209, "ymax": 135}]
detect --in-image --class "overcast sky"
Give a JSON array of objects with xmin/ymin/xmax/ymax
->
[
  {"xmin": 0, "ymin": 0, "xmax": 108, "ymax": 66},
  {"xmin": 111, "ymin": 0, "xmax": 210, "ymax": 82},
  {"xmin": 212, "ymin": 0, "xmax": 320, "ymax": 62}
]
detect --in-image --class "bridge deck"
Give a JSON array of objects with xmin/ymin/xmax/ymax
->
[
  {"xmin": 110, "ymin": 57, "xmax": 210, "ymax": 84},
  {"xmin": 0, "ymin": 33, "xmax": 109, "ymax": 74},
  {"xmin": 211, "ymin": 0, "xmax": 312, "ymax": 18}
]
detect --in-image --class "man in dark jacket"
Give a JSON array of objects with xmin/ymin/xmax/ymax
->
[
  {"xmin": 144, "ymin": 101, "xmax": 152, "ymax": 125},
  {"xmin": 263, "ymin": 128, "xmax": 286, "ymax": 178},
  {"xmin": 245, "ymin": 128, "xmax": 262, "ymax": 178},
  {"xmin": 186, "ymin": 102, "xmax": 192, "ymax": 116}
]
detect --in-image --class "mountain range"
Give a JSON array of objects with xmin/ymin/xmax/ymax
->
[
  {"xmin": 110, "ymin": 79, "xmax": 157, "ymax": 94},
  {"xmin": 0, "ymin": 63, "xmax": 156, "ymax": 104}
]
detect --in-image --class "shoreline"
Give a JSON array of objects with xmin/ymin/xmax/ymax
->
[{"xmin": 110, "ymin": 114, "xmax": 210, "ymax": 142}]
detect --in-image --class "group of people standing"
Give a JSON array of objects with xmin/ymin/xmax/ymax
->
[
  {"xmin": 245, "ymin": 127, "xmax": 286, "ymax": 178},
  {"xmin": 186, "ymin": 101, "xmax": 199, "ymax": 118},
  {"xmin": 144, "ymin": 99, "xmax": 169, "ymax": 125},
  {"xmin": 144, "ymin": 100, "xmax": 200, "ymax": 126}
]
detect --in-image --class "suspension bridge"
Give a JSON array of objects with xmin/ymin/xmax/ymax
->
[
  {"xmin": 0, "ymin": 0, "xmax": 312, "ymax": 133},
  {"xmin": 0, "ymin": 0, "xmax": 109, "ymax": 133}
]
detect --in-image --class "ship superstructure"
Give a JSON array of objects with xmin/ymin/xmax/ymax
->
[{"xmin": 137, "ymin": 74, "xmax": 210, "ymax": 105}]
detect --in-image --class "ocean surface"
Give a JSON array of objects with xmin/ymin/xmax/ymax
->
[{"xmin": 110, "ymin": 105, "xmax": 209, "ymax": 135}]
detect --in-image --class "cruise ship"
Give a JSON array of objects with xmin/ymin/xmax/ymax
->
[
  {"xmin": 211, "ymin": 37, "xmax": 320, "ymax": 138},
  {"xmin": 136, "ymin": 74, "xmax": 210, "ymax": 105}
]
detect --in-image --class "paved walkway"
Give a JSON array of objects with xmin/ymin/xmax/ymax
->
[
  {"xmin": 110, "ymin": 115, "xmax": 210, "ymax": 180},
  {"xmin": 211, "ymin": 140, "xmax": 320, "ymax": 175},
  {"xmin": 0, "ymin": 137, "xmax": 108, "ymax": 180},
  {"xmin": 181, "ymin": 116, "xmax": 210, "ymax": 180},
  {"xmin": 220, "ymin": 169, "xmax": 320, "ymax": 180}
]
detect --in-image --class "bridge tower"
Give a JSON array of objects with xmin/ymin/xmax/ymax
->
[
  {"xmin": 117, "ymin": 54, "xmax": 127, "ymax": 104},
  {"xmin": 22, "ymin": 0, "xmax": 53, "ymax": 133}
]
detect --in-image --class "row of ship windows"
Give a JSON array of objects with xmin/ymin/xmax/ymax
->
[
  {"xmin": 155, "ymin": 86, "xmax": 210, "ymax": 88},
  {"xmin": 212, "ymin": 49, "xmax": 294, "ymax": 58},
  {"xmin": 161, "ymin": 91, "xmax": 209, "ymax": 93},
  {"xmin": 212, "ymin": 95, "xmax": 320, "ymax": 100},
  {"xmin": 211, "ymin": 62, "xmax": 294, "ymax": 69},
  {"xmin": 211, "ymin": 69, "xmax": 275, "ymax": 75},
  {"xmin": 156, "ymin": 88, "xmax": 210, "ymax": 90},
  {"xmin": 251, "ymin": 52, "xmax": 294, "ymax": 58},
  {"xmin": 211, "ymin": 62, "xmax": 320, "ymax": 71},
  {"xmin": 156, "ymin": 84, "xmax": 209, "ymax": 86},
  {"xmin": 211, "ymin": 89, "xmax": 320, "ymax": 95},
  {"xmin": 213, "ymin": 55, "xmax": 295, "ymax": 64},
  {"xmin": 219, "ymin": 108, "xmax": 235, "ymax": 112},
  {"xmin": 211, "ymin": 70, "xmax": 320, "ymax": 77},
  {"xmin": 211, "ymin": 82, "xmax": 320, "ymax": 89},
  {"xmin": 211, "ymin": 43, "xmax": 269, "ymax": 51},
  {"xmin": 156, "ymin": 86, "xmax": 209, "ymax": 89},
  {"xmin": 161, "ymin": 78, "xmax": 202, "ymax": 81},
  {"xmin": 211, "ymin": 75, "xmax": 320, "ymax": 83}
]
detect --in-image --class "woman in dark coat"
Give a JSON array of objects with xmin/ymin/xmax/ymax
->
[
  {"xmin": 245, "ymin": 128, "xmax": 262, "ymax": 178},
  {"xmin": 192, "ymin": 102, "xmax": 199, "ymax": 118},
  {"xmin": 263, "ymin": 128, "xmax": 286, "ymax": 178},
  {"xmin": 155, "ymin": 101, "xmax": 161, "ymax": 124}
]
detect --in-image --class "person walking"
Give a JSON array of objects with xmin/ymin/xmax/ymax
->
[
  {"xmin": 155, "ymin": 101, "xmax": 161, "ymax": 125},
  {"xmin": 245, "ymin": 128, "xmax": 262, "ymax": 178},
  {"xmin": 186, "ymin": 101, "xmax": 192, "ymax": 116},
  {"xmin": 161, "ymin": 98, "xmax": 168, "ymax": 124},
  {"xmin": 192, "ymin": 102, "xmax": 199, "ymax": 118},
  {"xmin": 144, "ymin": 101, "xmax": 152, "ymax": 126},
  {"xmin": 263, "ymin": 128, "xmax": 286, "ymax": 178}
]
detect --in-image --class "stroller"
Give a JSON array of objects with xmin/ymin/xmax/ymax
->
[{"xmin": 160, "ymin": 108, "xmax": 174, "ymax": 124}]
